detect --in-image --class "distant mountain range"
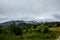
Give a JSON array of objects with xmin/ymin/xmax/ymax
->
[
  {"xmin": 0, "ymin": 20, "xmax": 40, "ymax": 26},
  {"xmin": 0, "ymin": 17, "xmax": 56, "ymax": 23},
  {"xmin": 0, "ymin": 18, "xmax": 60, "ymax": 26}
]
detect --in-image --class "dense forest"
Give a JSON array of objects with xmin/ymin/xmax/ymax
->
[{"xmin": 0, "ymin": 22, "xmax": 60, "ymax": 40}]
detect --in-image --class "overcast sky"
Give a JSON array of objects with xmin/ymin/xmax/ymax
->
[{"xmin": 0, "ymin": 0, "xmax": 60, "ymax": 23}]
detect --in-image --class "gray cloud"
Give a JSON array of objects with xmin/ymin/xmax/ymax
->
[
  {"xmin": 53, "ymin": 14, "xmax": 60, "ymax": 19},
  {"xmin": 0, "ymin": 0, "xmax": 60, "ymax": 22}
]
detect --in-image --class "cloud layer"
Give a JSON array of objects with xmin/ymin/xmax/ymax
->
[{"xmin": 0, "ymin": 0, "xmax": 60, "ymax": 23}]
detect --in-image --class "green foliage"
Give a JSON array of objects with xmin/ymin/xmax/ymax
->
[
  {"xmin": 22, "ymin": 32, "xmax": 57, "ymax": 40},
  {"xmin": 9, "ymin": 23, "xmax": 23, "ymax": 35},
  {"xmin": 12, "ymin": 26, "xmax": 23, "ymax": 35},
  {"xmin": 38, "ymin": 24, "xmax": 49, "ymax": 33},
  {"xmin": 0, "ymin": 23, "xmax": 59, "ymax": 40},
  {"xmin": 0, "ymin": 27, "xmax": 10, "ymax": 34},
  {"xmin": 0, "ymin": 34, "xmax": 22, "ymax": 40},
  {"xmin": 0, "ymin": 25, "xmax": 4, "ymax": 28},
  {"xmin": 33, "ymin": 25, "xmax": 37, "ymax": 28}
]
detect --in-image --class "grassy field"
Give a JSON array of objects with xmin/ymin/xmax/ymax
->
[
  {"xmin": 49, "ymin": 27, "xmax": 60, "ymax": 40},
  {"xmin": 49, "ymin": 27, "xmax": 60, "ymax": 32}
]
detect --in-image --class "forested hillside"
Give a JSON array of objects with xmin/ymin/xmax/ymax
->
[{"xmin": 0, "ymin": 22, "xmax": 60, "ymax": 40}]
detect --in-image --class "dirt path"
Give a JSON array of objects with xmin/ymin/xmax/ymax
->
[{"xmin": 57, "ymin": 36, "xmax": 60, "ymax": 40}]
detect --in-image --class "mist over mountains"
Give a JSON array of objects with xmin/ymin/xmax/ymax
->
[
  {"xmin": 0, "ymin": 15, "xmax": 60, "ymax": 23},
  {"xmin": 0, "ymin": 15, "xmax": 60, "ymax": 26},
  {"xmin": 0, "ymin": 18, "xmax": 60, "ymax": 27},
  {"xmin": 0, "ymin": 17, "xmax": 53, "ymax": 23},
  {"xmin": 0, "ymin": 17, "xmax": 58, "ymax": 23}
]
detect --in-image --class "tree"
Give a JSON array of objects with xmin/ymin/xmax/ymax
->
[
  {"xmin": 9, "ymin": 22, "xmax": 23, "ymax": 35},
  {"xmin": 38, "ymin": 24, "xmax": 49, "ymax": 33}
]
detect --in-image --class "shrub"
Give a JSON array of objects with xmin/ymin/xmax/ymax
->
[
  {"xmin": 9, "ymin": 26, "xmax": 23, "ymax": 36},
  {"xmin": 0, "ymin": 28, "xmax": 10, "ymax": 34},
  {"xmin": 38, "ymin": 24, "xmax": 49, "ymax": 33}
]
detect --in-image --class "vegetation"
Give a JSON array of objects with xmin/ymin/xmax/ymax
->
[
  {"xmin": 0, "ymin": 22, "xmax": 60, "ymax": 40},
  {"xmin": 49, "ymin": 27, "xmax": 60, "ymax": 32}
]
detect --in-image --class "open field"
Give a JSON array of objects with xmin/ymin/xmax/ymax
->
[{"xmin": 49, "ymin": 27, "xmax": 60, "ymax": 32}]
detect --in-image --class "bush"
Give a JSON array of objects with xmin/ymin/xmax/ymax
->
[
  {"xmin": 0, "ymin": 28, "xmax": 10, "ymax": 34},
  {"xmin": 9, "ymin": 26, "xmax": 23, "ymax": 36},
  {"xmin": 38, "ymin": 24, "xmax": 49, "ymax": 33},
  {"xmin": 0, "ymin": 34, "xmax": 22, "ymax": 40},
  {"xmin": 8, "ymin": 23, "xmax": 23, "ymax": 35}
]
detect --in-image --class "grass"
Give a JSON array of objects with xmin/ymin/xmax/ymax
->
[
  {"xmin": 22, "ymin": 27, "xmax": 60, "ymax": 40},
  {"xmin": 49, "ymin": 27, "xmax": 60, "ymax": 32},
  {"xmin": 22, "ymin": 32, "xmax": 57, "ymax": 40},
  {"xmin": 49, "ymin": 27, "xmax": 60, "ymax": 40}
]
